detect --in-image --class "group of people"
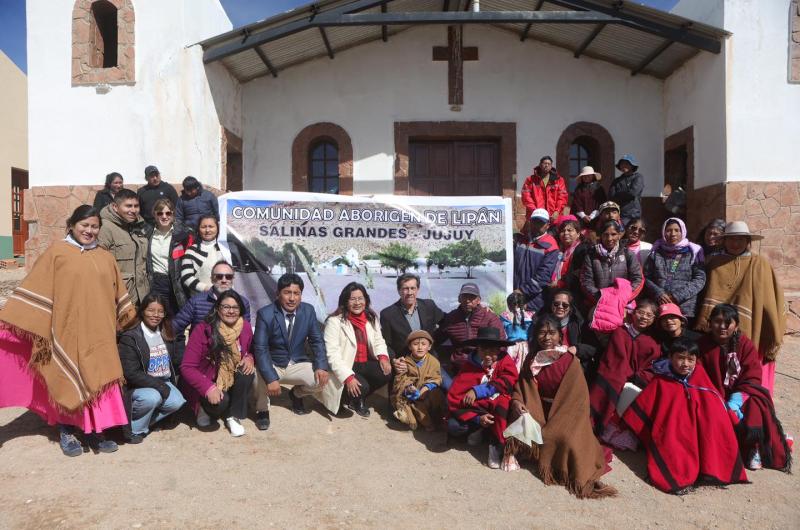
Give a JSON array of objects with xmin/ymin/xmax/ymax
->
[{"xmin": 0, "ymin": 156, "xmax": 792, "ymax": 499}]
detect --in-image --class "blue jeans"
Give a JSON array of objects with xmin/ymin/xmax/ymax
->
[
  {"xmin": 447, "ymin": 417, "xmax": 479, "ymax": 438},
  {"xmin": 130, "ymin": 382, "xmax": 185, "ymax": 435},
  {"xmin": 440, "ymin": 369, "xmax": 453, "ymax": 391}
]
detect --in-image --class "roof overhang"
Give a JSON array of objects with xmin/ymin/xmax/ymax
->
[{"xmin": 200, "ymin": 0, "xmax": 730, "ymax": 83}]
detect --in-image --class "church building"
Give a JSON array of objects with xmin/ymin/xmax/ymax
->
[{"xmin": 23, "ymin": 0, "xmax": 800, "ymax": 288}]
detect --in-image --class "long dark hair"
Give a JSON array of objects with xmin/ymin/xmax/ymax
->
[
  {"xmin": 709, "ymin": 303, "xmax": 741, "ymax": 353},
  {"xmin": 196, "ymin": 214, "xmax": 219, "ymax": 242},
  {"xmin": 332, "ymin": 282, "xmax": 376, "ymax": 323},
  {"xmin": 530, "ymin": 314, "xmax": 563, "ymax": 349},
  {"xmin": 698, "ymin": 218, "xmax": 726, "ymax": 251},
  {"xmin": 66, "ymin": 205, "xmax": 102, "ymax": 235},
  {"xmin": 135, "ymin": 292, "xmax": 175, "ymax": 341},
  {"xmin": 204, "ymin": 290, "xmax": 245, "ymax": 365},
  {"xmin": 104, "ymin": 172, "xmax": 123, "ymax": 191}
]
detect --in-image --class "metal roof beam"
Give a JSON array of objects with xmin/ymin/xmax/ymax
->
[
  {"xmin": 319, "ymin": 11, "xmax": 618, "ymax": 26},
  {"xmin": 573, "ymin": 23, "xmax": 605, "ymax": 57},
  {"xmin": 381, "ymin": 3, "xmax": 388, "ymax": 42},
  {"xmin": 520, "ymin": 0, "xmax": 545, "ymax": 41},
  {"xmin": 203, "ymin": 0, "xmax": 394, "ymax": 64},
  {"xmin": 253, "ymin": 46, "xmax": 279, "ymax": 78},
  {"xmin": 319, "ymin": 27, "xmax": 335, "ymax": 58},
  {"xmin": 548, "ymin": 0, "xmax": 720, "ymax": 53},
  {"xmin": 631, "ymin": 39, "xmax": 673, "ymax": 76}
]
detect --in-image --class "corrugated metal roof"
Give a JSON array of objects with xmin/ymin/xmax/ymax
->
[{"xmin": 200, "ymin": 0, "xmax": 729, "ymax": 82}]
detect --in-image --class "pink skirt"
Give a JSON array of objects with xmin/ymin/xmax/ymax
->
[
  {"xmin": 762, "ymin": 360, "xmax": 776, "ymax": 397},
  {"xmin": 0, "ymin": 329, "xmax": 128, "ymax": 433}
]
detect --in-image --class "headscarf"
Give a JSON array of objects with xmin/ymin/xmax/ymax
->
[{"xmin": 651, "ymin": 217, "xmax": 704, "ymax": 264}]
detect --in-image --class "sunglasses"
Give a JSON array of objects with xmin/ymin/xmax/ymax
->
[
  {"xmin": 627, "ymin": 226, "xmax": 645, "ymax": 233},
  {"xmin": 552, "ymin": 302, "xmax": 571, "ymax": 309},
  {"xmin": 157, "ymin": 211, "xmax": 173, "ymax": 217},
  {"xmin": 213, "ymin": 273, "xmax": 234, "ymax": 280}
]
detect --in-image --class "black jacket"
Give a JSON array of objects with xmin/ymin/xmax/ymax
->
[
  {"xmin": 92, "ymin": 189, "xmax": 115, "ymax": 210},
  {"xmin": 379, "ymin": 298, "xmax": 444, "ymax": 358},
  {"xmin": 608, "ymin": 171, "xmax": 644, "ymax": 223},
  {"xmin": 137, "ymin": 182, "xmax": 179, "ymax": 226},
  {"xmin": 146, "ymin": 223, "xmax": 194, "ymax": 308}
]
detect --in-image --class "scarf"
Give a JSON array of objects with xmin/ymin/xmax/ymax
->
[
  {"xmin": 64, "ymin": 234, "xmax": 98, "ymax": 252},
  {"xmin": 651, "ymin": 217, "xmax": 704, "ymax": 264},
  {"xmin": 214, "ymin": 317, "xmax": 244, "ymax": 392},
  {"xmin": 553, "ymin": 240, "xmax": 580, "ymax": 283},
  {"xmin": 348, "ymin": 311, "xmax": 369, "ymax": 363},
  {"xmin": 530, "ymin": 346, "xmax": 568, "ymax": 377},
  {"xmin": 595, "ymin": 242, "xmax": 620, "ymax": 262}
]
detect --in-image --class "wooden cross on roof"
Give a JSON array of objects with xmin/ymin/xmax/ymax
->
[{"xmin": 433, "ymin": 26, "xmax": 478, "ymax": 107}]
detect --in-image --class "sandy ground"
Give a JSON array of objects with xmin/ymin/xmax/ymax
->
[{"xmin": 0, "ymin": 268, "xmax": 798, "ymax": 529}]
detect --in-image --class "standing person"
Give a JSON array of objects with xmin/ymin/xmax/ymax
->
[
  {"xmin": 252, "ymin": 273, "xmax": 329, "ymax": 429},
  {"xmin": 321, "ymin": 282, "xmax": 392, "ymax": 417},
  {"xmin": 571, "ymin": 166, "xmax": 606, "ymax": 230},
  {"xmin": 380, "ymin": 273, "xmax": 444, "ymax": 359},
  {"xmin": 92, "ymin": 172, "xmax": 124, "ymax": 210},
  {"xmin": 513, "ymin": 209, "xmax": 560, "ymax": 313},
  {"xmin": 548, "ymin": 215, "xmax": 586, "ymax": 297},
  {"xmin": 98, "ymin": 188, "xmax": 151, "ymax": 307},
  {"xmin": 181, "ymin": 290, "xmax": 256, "ymax": 437},
  {"xmin": 180, "ymin": 215, "xmax": 231, "ymax": 296},
  {"xmin": 118, "ymin": 293, "xmax": 185, "ymax": 444},
  {"xmin": 696, "ymin": 221, "xmax": 786, "ymax": 394},
  {"xmin": 137, "ymin": 165, "xmax": 179, "ymax": 227},
  {"xmin": 644, "ymin": 217, "xmax": 706, "ymax": 321},
  {"xmin": 0, "ymin": 205, "xmax": 135, "ymax": 456},
  {"xmin": 520, "ymin": 156, "xmax": 569, "ymax": 222},
  {"xmin": 608, "ymin": 155, "xmax": 644, "ymax": 226},
  {"xmin": 580, "ymin": 220, "xmax": 644, "ymax": 308},
  {"xmin": 697, "ymin": 218, "xmax": 726, "ymax": 258},
  {"xmin": 147, "ymin": 198, "xmax": 193, "ymax": 315},
  {"xmin": 623, "ymin": 218, "xmax": 652, "ymax": 266},
  {"xmin": 175, "ymin": 176, "xmax": 219, "ymax": 231}
]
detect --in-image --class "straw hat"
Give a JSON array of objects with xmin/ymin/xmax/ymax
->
[
  {"xmin": 722, "ymin": 221, "xmax": 764, "ymax": 241},
  {"xmin": 576, "ymin": 166, "xmax": 602, "ymax": 181}
]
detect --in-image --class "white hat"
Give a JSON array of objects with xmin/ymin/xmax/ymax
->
[
  {"xmin": 723, "ymin": 221, "xmax": 764, "ymax": 240},
  {"xmin": 530, "ymin": 208, "xmax": 550, "ymax": 221},
  {"xmin": 576, "ymin": 166, "xmax": 602, "ymax": 181}
]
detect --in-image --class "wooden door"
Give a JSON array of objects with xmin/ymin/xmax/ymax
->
[
  {"xmin": 11, "ymin": 168, "xmax": 28, "ymax": 255},
  {"xmin": 409, "ymin": 140, "xmax": 499, "ymax": 196}
]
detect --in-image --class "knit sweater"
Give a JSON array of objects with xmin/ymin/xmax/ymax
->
[{"xmin": 180, "ymin": 239, "xmax": 231, "ymax": 295}]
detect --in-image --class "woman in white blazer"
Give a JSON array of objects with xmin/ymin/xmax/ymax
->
[{"xmin": 320, "ymin": 282, "xmax": 392, "ymax": 417}]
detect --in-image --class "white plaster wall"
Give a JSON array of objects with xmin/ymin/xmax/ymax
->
[
  {"xmin": 663, "ymin": 47, "xmax": 728, "ymax": 189},
  {"xmin": 671, "ymin": 0, "xmax": 725, "ymax": 28},
  {"xmin": 27, "ymin": 0, "xmax": 233, "ymax": 189},
  {"xmin": 724, "ymin": 0, "xmax": 800, "ymax": 182},
  {"xmin": 206, "ymin": 61, "xmax": 243, "ymax": 138},
  {"xmin": 241, "ymin": 24, "xmax": 665, "ymax": 197}
]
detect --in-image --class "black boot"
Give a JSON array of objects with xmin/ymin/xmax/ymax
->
[{"xmin": 348, "ymin": 396, "xmax": 370, "ymax": 418}]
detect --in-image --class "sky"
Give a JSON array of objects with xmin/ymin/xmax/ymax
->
[{"xmin": 0, "ymin": 0, "xmax": 679, "ymax": 74}]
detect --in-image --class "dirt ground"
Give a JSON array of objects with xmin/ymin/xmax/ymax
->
[{"xmin": 0, "ymin": 268, "xmax": 798, "ymax": 529}]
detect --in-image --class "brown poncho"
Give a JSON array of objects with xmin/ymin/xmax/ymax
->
[
  {"xmin": 695, "ymin": 254, "xmax": 785, "ymax": 361},
  {"xmin": 391, "ymin": 353, "xmax": 444, "ymax": 430},
  {"xmin": 507, "ymin": 352, "xmax": 617, "ymax": 499},
  {"xmin": 0, "ymin": 241, "xmax": 134, "ymax": 411}
]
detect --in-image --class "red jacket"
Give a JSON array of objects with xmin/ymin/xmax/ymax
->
[{"xmin": 521, "ymin": 168, "xmax": 569, "ymax": 218}]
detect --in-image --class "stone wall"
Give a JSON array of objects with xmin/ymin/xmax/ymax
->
[{"xmin": 71, "ymin": 0, "xmax": 135, "ymax": 86}]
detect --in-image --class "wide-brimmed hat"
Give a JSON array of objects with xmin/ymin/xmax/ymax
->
[
  {"xmin": 598, "ymin": 201, "xmax": 620, "ymax": 212},
  {"xmin": 406, "ymin": 330, "xmax": 433, "ymax": 346},
  {"xmin": 461, "ymin": 327, "xmax": 515, "ymax": 347},
  {"xmin": 722, "ymin": 221, "xmax": 764, "ymax": 241},
  {"xmin": 575, "ymin": 166, "xmax": 602, "ymax": 181},
  {"xmin": 658, "ymin": 303, "xmax": 687, "ymax": 324},
  {"xmin": 616, "ymin": 155, "xmax": 639, "ymax": 172}
]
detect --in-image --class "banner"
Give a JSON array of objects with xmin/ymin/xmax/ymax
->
[{"xmin": 219, "ymin": 191, "xmax": 513, "ymax": 322}]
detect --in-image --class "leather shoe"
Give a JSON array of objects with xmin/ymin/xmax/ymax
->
[
  {"xmin": 125, "ymin": 433, "xmax": 145, "ymax": 444},
  {"xmin": 348, "ymin": 397, "xmax": 370, "ymax": 418},
  {"xmin": 289, "ymin": 387, "xmax": 310, "ymax": 415},
  {"xmin": 255, "ymin": 410, "xmax": 271, "ymax": 430}
]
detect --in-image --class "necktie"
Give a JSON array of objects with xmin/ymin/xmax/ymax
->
[{"xmin": 286, "ymin": 313, "xmax": 295, "ymax": 340}]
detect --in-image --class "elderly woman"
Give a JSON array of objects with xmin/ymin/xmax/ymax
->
[
  {"xmin": 644, "ymin": 217, "xmax": 706, "ymax": 320},
  {"xmin": 698, "ymin": 304, "xmax": 791, "ymax": 471},
  {"xmin": 118, "ymin": 293, "xmax": 186, "ymax": 444},
  {"xmin": 623, "ymin": 217, "xmax": 652, "ymax": 266},
  {"xmin": 697, "ymin": 218, "xmax": 726, "ymax": 258},
  {"xmin": 181, "ymin": 290, "xmax": 255, "ymax": 437},
  {"xmin": 506, "ymin": 315, "xmax": 616, "ymax": 498},
  {"xmin": 580, "ymin": 220, "xmax": 644, "ymax": 307},
  {"xmin": 696, "ymin": 221, "xmax": 785, "ymax": 395},
  {"xmin": 148, "ymin": 198, "xmax": 193, "ymax": 316},
  {"xmin": 321, "ymin": 282, "xmax": 392, "ymax": 418}
]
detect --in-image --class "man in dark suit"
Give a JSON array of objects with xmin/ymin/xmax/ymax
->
[
  {"xmin": 380, "ymin": 273, "xmax": 444, "ymax": 360},
  {"xmin": 253, "ymin": 273, "xmax": 329, "ymax": 430}
]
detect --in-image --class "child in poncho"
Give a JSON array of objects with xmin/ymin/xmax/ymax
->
[{"xmin": 391, "ymin": 330, "xmax": 445, "ymax": 431}]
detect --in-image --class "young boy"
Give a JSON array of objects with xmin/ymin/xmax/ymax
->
[
  {"xmin": 447, "ymin": 327, "xmax": 518, "ymax": 469},
  {"xmin": 623, "ymin": 339, "xmax": 748, "ymax": 494},
  {"xmin": 391, "ymin": 330, "xmax": 445, "ymax": 431}
]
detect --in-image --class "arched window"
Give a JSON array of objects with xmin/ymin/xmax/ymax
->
[
  {"xmin": 72, "ymin": 0, "xmax": 135, "ymax": 86},
  {"xmin": 568, "ymin": 141, "xmax": 592, "ymax": 178},
  {"xmin": 309, "ymin": 140, "xmax": 340, "ymax": 194},
  {"xmin": 91, "ymin": 1, "xmax": 118, "ymax": 68},
  {"xmin": 556, "ymin": 122, "xmax": 615, "ymax": 192}
]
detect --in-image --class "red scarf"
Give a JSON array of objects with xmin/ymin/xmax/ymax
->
[{"xmin": 348, "ymin": 311, "xmax": 369, "ymax": 363}]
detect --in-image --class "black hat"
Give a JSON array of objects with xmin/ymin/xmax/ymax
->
[
  {"xmin": 461, "ymin": 327, "xmax": 514, "ymax": 347},
  {"xmin": 144, "ymin": 165, "xmax": 160, "ymax": 176}
]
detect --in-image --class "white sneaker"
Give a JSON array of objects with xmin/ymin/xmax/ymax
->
[
  {"xmin": 196, "ymin": 408, "xmax": 211, "ymax": 428},
  {"xmin": 488, "ymin": 444, "xmax": 501, "ymax": 469},
  {"xmin": 467, "ymin": 428, "xmax": 484, "ymax": 446},
  {"xmin": 226, "ymin": 417, "xmax": 245, "ymax": 437}
]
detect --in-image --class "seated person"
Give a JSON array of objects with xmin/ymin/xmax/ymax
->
[
  {"xmin": 698, "ymin": 304, "xmax": 792, "ymax": 471},
  {"xmin": 499, "ymin": 292, "xmax": 534, "ymax": 373},
  {"xmin": 118, "ymin": 293, "xmax": 186, "ymax": 444},
  {"xmin": 507, "ymin": 315, "xmax": 617, "ymax": 498},
  {"xmin": 181, "ymin": 291, "xmax": 256, "ymax": 437},
  {"xmin": 391, "ymin": 330, "xmax": 445, "ymax": 431},
  {"xmin": 253, "ymin": 273, "xmax": 328, "ymax": 429},
  {"xmin": 656, "ymin": 303, "xmax": 701, "ymax": 355},
  {"xmin": 447, "ymin": 327, "xmax": 518, "ymax": 470},
  {"xmin": 589, "ymin": 298, "xmax": 660, "ymax": 449},
  {"xmin": 542, "ymin": 290, "xmax": 597, "ymax": 378},
  {"xmin": 623, "ymin": 339, "xmax": 748, "ymax": 494}
]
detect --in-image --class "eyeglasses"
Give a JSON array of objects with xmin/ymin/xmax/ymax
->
[
  {"xmin": 349, "ymin": 297, "xmax": 366, "ymax": 304},
  {"xmin": 144, "ymin": 309, "xmax": 165, "ymax": 317},
  {"xmin": 552, "ymin": 302, "xmax": 571, "ymax": 309},
  {"xmin": 627, "ymin": 226, "xmax": 645, "ymax": 233},
  {"xmin": 213, "ymin": 274, "xmax": 234, "ymax": 280},
  {"xmin": 156, "ymin": 211, "xmax": 173, "ymax": 217},
  {"xmin": 220, "ymin": 304, "xmax": 240, "ymax": 312},
  {"xmin": 634, "ymin": 310, "xmax": 656, "ymax": 319}
]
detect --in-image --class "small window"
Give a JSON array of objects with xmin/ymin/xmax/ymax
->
[
  {"xmin": 309, "ymin": 140, "xmax": 340, "ymax": 194},
  {"xmin": 91, "ymin": 1, "xmax": 118, "ymax": 68},
  {"xmin": 568, "ymin": 142, "xmax": 591, "ymax": 178}
]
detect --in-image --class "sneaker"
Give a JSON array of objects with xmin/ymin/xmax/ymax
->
[
  {"xmin": 197, "ymin": 408, "xmax": 212, "ymax": 428},
  {"xmin": 488, "ymin": 444, "xmax": 501, "ymax": 469},
  {"xmin": 255, "ymin": 410, "xmax": 271, "ymax": 431},
  {"xmin": 347, "ymin": 397, "xmax": 370, "ymax": 418},
  {"xmin": 748, "ymin": 448, "xmax": 762, "ymax": 470},
  {"xmin": 86, "ymin": 433, "xmax": 118, "ymax": 453},
  {"xmin": 125, "ymin": 433, "xmax": 145, "ymax": 445},
  {"xmin": 467, "ymin": 428, "xmax": 484, "ymax": 446},
  {"xmin": 59, "ymin": 427, "xmax": 83, "ymax": 457},
  {"xmin": 226, "ymin": 417, "xmax": 246, "ymax": 437}
]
